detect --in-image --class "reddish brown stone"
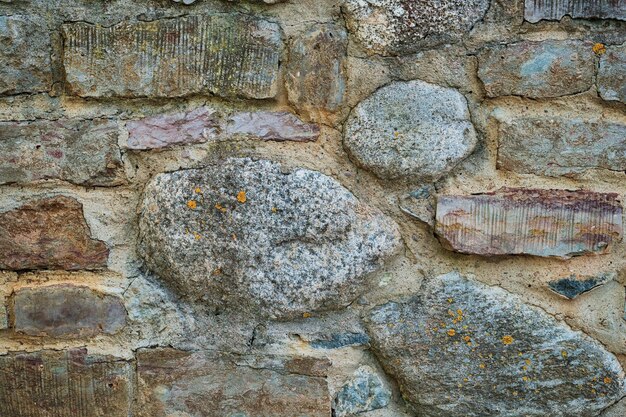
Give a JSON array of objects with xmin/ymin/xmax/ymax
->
[
  {"xmin": 0, "ymin": 196, "xmax": 109, "ymax": 270},
  {"xmin": 525, "ymin": 0, "xmax": 626, "ymax": 22}
]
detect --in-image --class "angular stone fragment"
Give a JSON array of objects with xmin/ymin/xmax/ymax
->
[
  {"xmin": 399, "ymin": 186, "xmax": 437, "ymax": 228},
  {"xmin": 13, "ymin": 285, "xmax": 126, "ymax": 337},
  {"xmin": 497, "ymin": 117, "xmax": 626, "ymax": 176},
  {"xmin": 333, "ymin": 366, "xmax": 391, "ymax": 417},
  {"xmin": 0, "ymin": 196, "xmax": 109, "ymax": 270},
  {"xmin": 0, "ymin": 299, "xmax": 7, "ymax": 330},
  {"xmin": 135, "ymin": 348, "xmax": 330, "ymax": 416},
  {"xmin": 525, "ymin": 0, "xmax": 626, "ymax": 22},
  {"xmin": 0, "ymin": 118, "xmax": 124, "ymax": 186},
  {"xmin": 0, "ymin": 349, "xmax": 133, "ymax": 417},
  {"xmin": 598, "ymin": 43, "xmax": 626, "ymax": 104},
  {"xmin": 310, "ymin": 332, "xmax": 370, "ymax": 349},
  {"xmin": 548, "ymin": 273, "xmax": 614, "ymax": 299},
  {"xmin": 138, "ymin": 158, "xmax": 400, "ymax": 319},
  {"xmin": 63, "ymin": 15, "xmax": 282, "ymax": 99},
  {"xmin": 223, "ymin": 111, "xmax": 320, "ymax": 142},
  {"xmin": 435, "ymin": 189, "xmax": 623, "ymax": 258},
  {"xmin": 478, "ymin": 41, "xmax": 595, "ymax": 98},
  {"xmin": 365, "ymin": 272, "xmax": 626, "ymax": 417},
  {"xmin": 342, "ymin": 0, "xmax": 489, "ymax": 56},
  {"xmin": 343, "ymin": 80, "xmax": 477, "ymax": 181}
]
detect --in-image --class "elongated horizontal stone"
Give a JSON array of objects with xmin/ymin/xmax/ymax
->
[
  {"xmin": 598, "ymin": 43, "xmax": 626, "ymax": 104},
  {"xmin": 497, "ymin": 117, "xmax": 626, "ymax": 176},
  {"xmin": 548, "ymin": 272, "xmax": 614, "ymax": 299},
  {"xmin": 223, "ymin": 111, "xmax": 320, "ymax": 141},
  {"xmin": 0, "ymin": 349, "xmax": 133, "ymax": 417},
  {"xmin": 525, "ymin": 0, "xmax": 626, "ymax": 22},
  {"xmin": 435, "ymin": 189, "xmax": 623, "ymax": 258},
  {"xmin": 62, "ymin": 15, "xmax": 282, "ymax": 99}
]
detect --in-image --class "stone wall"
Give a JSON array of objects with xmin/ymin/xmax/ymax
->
[{"xmin": 0, "ymin": 0, "xmax": 625, "ymax": 416}]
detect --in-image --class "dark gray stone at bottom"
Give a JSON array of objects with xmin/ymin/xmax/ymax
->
[{"xmin": 548, "ymin": 273, "xmax": 614, "ymax": 299}]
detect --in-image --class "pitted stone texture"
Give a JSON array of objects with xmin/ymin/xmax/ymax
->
[
  {"xmin": 598, "ymin": 43, "xmax": 626, "ymax": 104},
  {"xmin": 525, "ymin": 0, "xmax": 626, "ymax": 22},
  {"xmin": 365, "ymin": 272, "xmax": 626, "ymax": 417},
  {"xmin": 333, "ymin": 366, "xmax": 391, "ymax": 417},
  {"xmin": 547, "ymin": 273, "xmax": 614, "ymax": 299},
  {"xmin": 343, "ymin": 80, "xmax": 477, "ymax": 181},
  {"xmin": 343, "ymin": 0, "xmax": 489, "ymax": 56},
  {"xmin": 0, "ymin": 15, "xmax": 51, "ymax": 95},
  {"xmin": 0, "ymin": 196, "xmax": 109, "ymax": 270},
  {"xmin": 223, "ymin": 111, "xmax": 320, "ymax": 141},
  {"xmin": 0, "ymin": 118, "xmax": 124, "ymax": 186},
  {"xmin": 0, "ymin": 349, "xmax": 133, "ymax": 417},
  {"xmin": 138, "ymin": 158, "xmax": 400, "ymax": 319},
  {"xmin": 63, "ymin": 15, "xmax": 282, "ymax": 99},
  {"xmin": 478, "ymin": 41, "xmax": 595, "ymax": 98},
  {"xmin": 497, "ymin": 117, "xmax": 626, "ymax": 177},
  {"xmin": 435, "ymin": 189, "xmax": 623, "ymax": 258}
]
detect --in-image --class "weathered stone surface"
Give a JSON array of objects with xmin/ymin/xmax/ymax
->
[
  {"xmin": 138, "ymin": 158, "xmax": 400, "ymax": 319},
  {"xmin": 435, "ymin": 189, "xmax": 623, "ymax": 258},
  {"xmin": 399, "ymin": 186, "xmax": 437, "ymax": 227},
  {"xmin": 63, "ymin": 15, "xmax": 282, "ymax": 99},
  {"xmin": 0, "ymin": 196, "xmax": 109, "ymax": 270},
  {"xmin": 601, "ymin": 397, "xmax": 626, "ymax": 417},
  {"xmin": 365, "ymin": 272, "xmax": 626, "ymax": 417},
  {"xmin": 343, "ymin": 80, "xmax": 477, "ymax": 181},
  {"xmin": 0, "ymin": 349, "xmax": 133, "ymax": 417},
  {"xmin": 0, "ymin": 15, "xmax": 51, "ymax": 95},
  {"xmin": 598, "ymin": 43, "xmax": 626, "ymax": 104},
  {"xmin": 0, "ymin": 299, "xmax": 7, "ymax": 330},
  {"xmin": 497, "ymin": 117, "xmax": 626, "ymax": 176},
  {"xmin": 548, "ymin": 273, "xmax": 614, "ymax": 299},
  {"xmin": 525, "ymin": 0, "xmax": 626, "ymax": 22},
  {"xmin": 343, "ymin": 0, "xmax": 489, "ymax": 56},
  {"xmin": 135, "ymin": 348, "xmax": 330, "ymax": 416},
  {"xmin": 0, "ymin": 118, "xmax": 124, "ymax": 186},
  {"xmin": 286, "ymin": 23, "xmax": 347, "ymax": 116},
  {"xmin": 333, "ymin": 366, "xmax": 391, "ymax": 417},
  {"xmin": 310, "ymin": 332, "xmax": 370, "ymax": 349},
  {"xmin": 13, "ymin": 285, "xmax": 126, "ymax": 337},
  {"xmin": 478, "ymin": 41, "xmax": 595, "ymax": 98},
  {"xmin": 223, "ymin": 111, "xmax": 320, "ymax": 141}
]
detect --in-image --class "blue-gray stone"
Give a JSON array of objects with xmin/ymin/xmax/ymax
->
[
  {"xmin": 333, "ymin": 366, "xmax": 391, "ymax": 417},
  {"xmin": 548, "ymin": 273, "xmax": 614, "ymax": 299},
  {"xmin": 310, "ymin": 333, "xmax": 370, "ymax": 349}
]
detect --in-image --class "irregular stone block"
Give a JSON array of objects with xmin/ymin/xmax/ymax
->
[
  {"xmin": 0, "ymin": 15, "xmax": 52, "ymax": 95},
  {"xmin": 310, "ymin": 332, "xmax": 370, "ymax": 349},
  {"xmin": 365, "ymin": 272, "xmax": 626, "ymax": 417},
  {"xmin": 62, "ymin": 15, "xmax": 282, "ymax": 99},
  {"xmin": 0, "ymin": 299, "xmax": 7, "ymax": 330},
  {"xmin": 138, "ymin": 158, "xmax": 400, "ymax": 319},
  {"xmin": 223, "ymin": 111, "xmax": 320, "ymax": 142},
  {"xmin": 343, "ymin": 80, "xmax": 477, "ymax": 181},
  {"xmin": 399, "ymin": 186, "xmax": 437, "ymax": 228},
  {"xmin": 0, "ymin": 196, "xmax": 109, "ymax": 270},
  {"xmin": 548, "ymin": 273, "xmax": 614, "ymax": 299},
  {"xmin": 525, "ymin": 0, "xmax": 626, "ymax": 22},
  {"xmin": 478, "ymin": 40, "xmax": 595, "ymax": 98},
  {"xmin": 435, "ymin": 189, "xmax": 623, "ymax": 258},
  {"xmin": 13, "ymin": 285, "xmax": 126, "ymax": 337},
  {"xmin": 601, "ymin": 397, "xmax": 626, "ymax": 417},
  {"xmin": 497, "ymin": 117, "xmax": 626, "ymax": 176},
  {"xmin": 343, "ymin": 0, "xmax": 489, "ymax": 56},
  {"xmin": 135, "ymin": 349, "xmax": 330, "ymax": 416},
  {"xmin": 0, "ymin": 349, "xmax": 133, "ymax": 417},
  {"xmin": 598, "ymin": 43, "xmax": 626, "ymax": 104},
  {"xmin": 333, "ymin": 366, "xmax": 391, "ymax": 417},
  {"xmin": 0, "ymin": 118, "xmax": 124, "ymax": 186}
]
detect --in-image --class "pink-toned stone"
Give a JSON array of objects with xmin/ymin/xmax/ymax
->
[{"xmin": 223, "ymin": 111, "xmax": 320, "ymax": 141}]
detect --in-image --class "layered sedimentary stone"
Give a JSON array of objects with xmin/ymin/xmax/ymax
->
[
  {"xmin": 525, "ymin": 0, "xmax": 626, "ymax": 22},
  {"xmin": 342, "ymin": 0, "xmax": 489, "ymax": 55},
  {"xmin": 598, "ymin": 43, "xmax": 626, "ymax": 104},
  {"xmin": 478, "ymin": 41, "xmax": 595, "ymax": 98},
  {"xmin": 135, "ymin": 349, "xmax": 330, "ymax": 416},
  {"xmin": 0, "ymin": 118, "xmax": 124, "ymax": 186},
  {"xmin": 496, "ymin": 117, "xmax": 626, "ymax": 176},
  {"xmin": 435, "ymin": 189, "xmax": 623, "ymax": 258},
  {"xmin": 0, "ymin": 15, "xmax": 51, "ymax": 95},
  {"xmin": 0, "ymin": 196, "xmax": 109, "ymax": 270},
  {"xmin": 12, "ymin": 285, "xmax": 126, "ymax": 337},
  {"xmin": 548, "ymin": 273, "xmax": 614, "ymax": 299},
  {"xmin": 333, "ymin": 366, "xmax": 391, "ymax": 417},
  {"xmin": 62, "ymin": 15, "xmax": 282, "ymax": 99},
  {"xmin": 222, "ymin": 111, "xmax": 320, "ymax": 141},
  {"xmin": 343, "ymin": 80, "xmax": 477, "ymax": 181},
  {"xmin": 365, "ymin": 272, "xmax": 626, "ymax": 417},
  {"xmin": 138, "ymin": 158, "xmax": 400, "ymax": 319},
  {"xmin": 0, "ymin": 349, "xmax": 133, "ymax": 417}
]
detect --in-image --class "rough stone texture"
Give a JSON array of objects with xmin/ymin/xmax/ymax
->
[
  {"xmin": 0, "ymin": 15, "xmax": 51, "ymax": 96},
  {"xmin": 496, "ymin": 117, "xmax": 626, "ymax": 177},
  {"xmin": 343, "ymin": 80, "xmax": 477, "ymax": 181},
  {"xmin": 342, "ymin": 0, "xmax": 490, "ymax": 56},
  {"xmin": 478, "ymin": 41, "xmax": 595, "ymax": 98},
  {"xmin": 333, "ymin": 365, "xmax": 391, "ymax": 417},
  {"xmin": 399, "ymin": 186, "xmax": 437, "ymax": 228},
  {"xmin": 223, "ymin": 111, "xmax": 320, "ymax": 142},
  {"xmin": 286, "ymin": 23, "xmax": 347, "ymax": 117},
  {"xmin": 310, "ymin": 332, "xmax": 370, "ymax": 349},
  {"xmin": 548, "ymin": 273, "xmax": 615, "ymax": 299},
  {"xmin": 525, "ymin": 0, "xmax": 626, "ymax": 22},
  {"xmin": 601, "ymin": 397, "xmax": 626, "ymax": 417},
  {"xmin": 138, "ymin": 158, "xmax": 400, "ymax": 319},
  {"xmin": 0, "ymin": 349, "xmax": 133, "ymax": 417},
  {"xmin": 0, "ymin": 118, "xmax": 124, "ymax": 186},
  {"xmin": 0, "ymin": 299, "xmax": 7, "ymax": 330},
  {"xmin": 12, "ymin": 285, "xmax": 127, "ymax": 338},
  {"xmin": 365, "ymin": 272, "xmax": 626, "ymax": 417},
  {"xmin": 0, "ymin": 196, "xmax": 109, "ymax": 270},
  {"xmin": 435, "ymin": 189, "xmax": 623, "ymax": 258},
  {"xmin": 135, "ymin": 348, "xmax": 330, "ymax": 416},
  {"xmin": 62, "ymin": 15, "xmax": 283, "ymax": 99},
  {"xmin": 598, "ymin": 43, "xmax": 626, "ymax": 104}
]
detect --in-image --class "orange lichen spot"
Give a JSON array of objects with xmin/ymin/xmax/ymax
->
[
  {"xmin": 525, "ymin": 359, "xmax": 531, "ymax": 365},
  {"xmin": 447, "ymin": 329, "xmax": 456, "ymax": 337},
  {"xmin": 502, "ymin": 335, "xmax": 514, "ymax": 345},
  {"xmin": 452, "ymin": 319, "xmax": 458, "ymax": 324},
  {"xmin": 561, "ymin": 350, "xmax": 568, "ymax": 358},
  {"xmin": 512, "ymin": 391, "xmax": 518, "ymax": 396},
  {"xmin": 522, "ymin": 366, "xmax": 527, "ymax": 371},
  {"xmin": 194, "ymin": 187, "xmax": 203, "ymax": 194},
  {"xmin": 303, "ymin": 312, "xmax": 312, "ymax": 318},
  {"xmin": 271, "ymin": 207, "xmax": 278, "ymax": 213},
  {"xmin": 447, "ymin": 298, "xmax": 454, "ymax": 303},
  {"xmin": 432, "ymin": 328, "xmax": 439, "ymax": 332},
  {"xmin": 213, "ymin": 268, "xmax": 222, "ymax": 275},
  {"xmin": 448, "ymin": 310, "xmax": 456, "ymax": 317},
  {"xmin": 215, "ymin": 203, "xmax": 227, "ymax": 213},
  {"xmin": 522, "ymin": 376, "xmax": 529, "ymax": 382},
  {"xmin": 604, "ymin": 377, "xmax": 612, "ymax": 384},
  {"xmin": 457, "ymin": 309, "xmax": 463, "ymax": 315},
  {"xmin": 232, "ymin": 233, "xmax": 237, "ymax": 241},
  {"xmin": 440, "ymin": 322, "xmax": 446, "ymax": 327},
  {"xmin": 479, "ymin": 363, "xmax": 486, "ymax": 369},
  {"xmin": 193, "ymin": 232, "xmax": 202, "ymax": 240},
  {"xmin": 237, "ymin": 190, "xmax": 247, "ymax": 203},
  {"xmin": 187, "ymin": 200, "xmax": 198, "ymax": 209},
  {"xmin": 463, "ymin": 378, "xmax": 469, "ymax": 382},
  {"xmin": 592, "ymin": 43, "xmax": 606, "ymax": 55},
  {"xmin": 463, "ymin": 336, "xmax": 471, "ymax": 342}
]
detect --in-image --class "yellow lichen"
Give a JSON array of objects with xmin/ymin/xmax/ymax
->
[
  {"xmin": 271, "ymin": 207, "xmax": 278, "ymax": 213},
  {"xmin": 187, "ymin": 200, "xmax": 198, "ymax": 209},
  {"xmin": 194, "ymin": 187, "xmax": 203, "ymax": 194},
  {"xmin": 592, "ymin": 43, "xmax": 606, "ymax": 55},
  {"xmin": 561, "ymin": 350, "xmax": 568, "ymax": 358},
  {"xmin": 447, "ymin": 329, "xmax": 456, "ymax": 337},
  {"xmin": 604, "ymin": 377, "xmax": 612, "ymax": 384},
  {"xmin": 447, "ymin": 298, "xmax": 454, "ymax": 303},
  {"xmin": 193, "ymin": 232, "xmax": 202, "ymax": 240},
  {"xmin": 502, "ymin": 335, "xmax": 514, "ymax": 345},
  {"xmin": 463, "ymin": 336, "xmax": 471, "ymax": 342},
  {"xmin": 215, "ymin": 203, "xmax": 227, "ymax": 213},
  {"xmin": 303, "ymin": 312, "xmax": 312, "ymax": 318},
  {"xmin": 237, "ymin": 190, "xmax": 247, "ymax": 203},
  {"xmin": 479, "ymin": 363, "xmax": 486, "ymax": 369}
]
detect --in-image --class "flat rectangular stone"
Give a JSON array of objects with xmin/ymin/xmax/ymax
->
[
  {"xmin": 435, "ymin": 189, "xmax": 623, "ymax": 258},
  {"xmin": 599, "ymin": 43, "xmax": 626, "ymax": 104},
  {"xmin": 0, "ymin": 349, "xmax": 133, "ymax": 417},
  {"xmin": 525, "ymin": 0, "xmax": 626, "ymax": 23},
  {"xmin": 0, "ymin": 298, "xmax": 7, "ymax": 330},
  {"xmin": 62, "ymin": 15, "xmax": 282, "ymax": 99}
]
